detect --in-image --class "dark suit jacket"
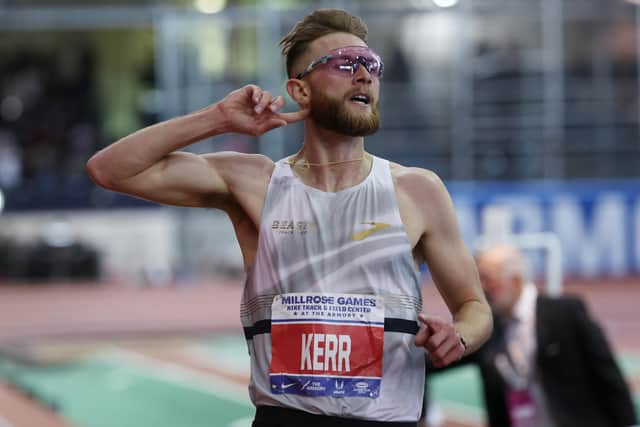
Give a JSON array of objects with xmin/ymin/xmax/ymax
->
[{"xmin": 429, "ymin": 295, "xmax": 637, "ymax": 427}]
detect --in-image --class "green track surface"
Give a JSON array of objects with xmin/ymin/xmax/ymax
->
[
  {"xmin": 0, "ymin": 337, "xmax": 638, "ymax": 427},
  {"xmin": 0, "ymin": 349, "xmax": 254, "ymax": 427}
]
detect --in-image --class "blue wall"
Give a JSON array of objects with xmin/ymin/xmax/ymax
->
[{"xmin": 447, "ymin": 179, "xmax": 640, "ymax": 278}]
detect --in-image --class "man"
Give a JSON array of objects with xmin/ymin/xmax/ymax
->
[
  {"xmin": 87, "ymin": 9, "xmax": 492, "ymax": 426},
  {"xmin": 429, "ymin": 245, "xmax": 637, "ymax": 427}
]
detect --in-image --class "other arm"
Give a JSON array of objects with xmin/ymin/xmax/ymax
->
[{"xmin": 403, "ymin": 169, "xmax": 492, "ymax": 367}]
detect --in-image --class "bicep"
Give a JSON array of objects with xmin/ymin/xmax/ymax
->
[{"xmin": 113, "ymin": 151, "xmax": 230, "ymax": 207}]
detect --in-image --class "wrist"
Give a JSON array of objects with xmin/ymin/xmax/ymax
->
[{"xmin": 205, "ymin": 102, "xmax": 231, "ymax": 135}]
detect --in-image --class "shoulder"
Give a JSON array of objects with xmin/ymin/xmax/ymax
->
[
  {"xmin": 537, "ymin": 294, "xmax": 588, "ymax": 319},
  {"xmin": 204, "ymin": 152, "xmax": 275, "ymax": 182},
  {"xmin": 389, "ymin": 161, "xmax": 452, "ymax": 209},
  {"xmin": 389, "ymin": 162, "xmax": 445, "ymax": 193},
  {"xmin": 204, "ymin": 151, "xmax": 274, "ymax": 170}
]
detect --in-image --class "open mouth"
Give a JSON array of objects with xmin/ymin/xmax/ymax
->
[{"xmin": 349, "ymin": 94, "xmax": 371, "ymax": 105}]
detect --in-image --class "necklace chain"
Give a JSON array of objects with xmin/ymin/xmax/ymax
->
[{"xmin": 286, "ymin": 156, "xmax": 365, "ymax": 169}]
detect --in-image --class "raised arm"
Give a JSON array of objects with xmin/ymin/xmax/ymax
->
[
  {"xmin": 406, "ymin": 170, "xmax": 493, "ymax": 367},
  {"xmin": 86, "ymin": 85, "xmax": 308, "ymax": 209}
]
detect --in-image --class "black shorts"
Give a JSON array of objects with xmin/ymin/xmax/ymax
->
[{"xmin": 252, "ymin": 406, "xmax": 418, "ymax": 427}]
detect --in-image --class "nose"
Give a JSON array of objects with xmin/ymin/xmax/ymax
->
[{"xmin": 353, "ymin": 62, "xmax": 373, "ymax": 84}]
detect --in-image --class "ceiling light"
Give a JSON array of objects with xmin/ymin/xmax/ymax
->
[
  {"xmin": 433, "ymin": 0, "xmax": 459, "ymax": 8},
  {"xmin": 195, "ymin": 0, "xmax": 226, "ymax": 14}
]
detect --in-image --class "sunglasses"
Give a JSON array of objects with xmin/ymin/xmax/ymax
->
[{"xmin": 295, "ymin": 46, "xmax": 384, "ymax": 80}]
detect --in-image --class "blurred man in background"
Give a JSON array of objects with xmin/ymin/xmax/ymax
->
[
  {"xmin": 87, "ymin": 8, "xmax": 492, "ymax": 427},
  {"xmin": 428, "ymin": 245, "xmax": 637, "ymax": 427}
]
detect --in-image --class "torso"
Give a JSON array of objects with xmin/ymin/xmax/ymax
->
[
  {"xmin": 223, "ymin": 155, "xmax": 427, "ymax": 270},
  {"xmin": 239, "ymin": 155, "xmax": 425, "ymax": 421}
]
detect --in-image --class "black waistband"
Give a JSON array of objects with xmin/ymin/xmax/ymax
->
[
  {"xmin": 243, "ymin": 318, "xmax": 419, "ymax": 340},
  {"xmin": 253, "ymin": 405, "xmax": 418, "ymax": 427}
]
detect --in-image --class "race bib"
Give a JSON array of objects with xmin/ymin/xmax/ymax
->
[{"xmin": 269, "ymin": 293, "xmax": 384, "ymax": 399}]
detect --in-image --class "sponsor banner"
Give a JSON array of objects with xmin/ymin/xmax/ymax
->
[
  {"xmin": 445, "ymin": 179, "xmax": 640, "ymax": 277},
  {"xmin": 271, "ymin": 293, "xmax": 384, "ymax": 323},
  {"xmin": 270, "ymin": 374, "xmax": 380, "ymax": 398},
  {"xmin": 270, "ymin": 293, "xmax": 384, "ymax": 398}
]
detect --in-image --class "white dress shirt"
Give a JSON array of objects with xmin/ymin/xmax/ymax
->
[{"xmin": 504, "ymin": 282, "xmax": 556, "ymax": 427}]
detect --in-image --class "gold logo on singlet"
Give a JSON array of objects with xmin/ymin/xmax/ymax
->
[{"xmin": 350, "ymin": 222, "xmax": 391, "ymax": 241}]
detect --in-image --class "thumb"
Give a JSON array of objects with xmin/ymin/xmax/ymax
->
[
  {"xmin": 277, "ymin": 106, "xmax": 310, "ymax": 124},
  {"xmin": 258, "ymin": 118, "xmax": 289, "ymax": 135},
  {"xmin": 418, "ymin": 314, "xmax": 446, "ymax": 335}
]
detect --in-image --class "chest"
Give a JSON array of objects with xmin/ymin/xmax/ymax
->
[
  {"xmin": 253, "ymin": 177, "xmax": 421, "ymax": 296},
  {"xmin": 264, "ymin": 180, "xmax": 411, "ymax": 242},
  {"xmin": 235, "ymin": 167, "xmax": 424, "ymax": 254}
]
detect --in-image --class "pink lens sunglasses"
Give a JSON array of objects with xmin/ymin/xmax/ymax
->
[{"xmin": 295, "ymin": 46, "xmax": 384, "ymax": 80}]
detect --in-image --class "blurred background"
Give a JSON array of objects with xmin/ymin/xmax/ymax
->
[{"xmin": 0, "ymin": 0, "xmax": 638, "ymax": 426}]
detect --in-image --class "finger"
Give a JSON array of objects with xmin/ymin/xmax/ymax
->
[
  {"xmin": 429, "ymin": 332, "xmax": 458, "ymax": 359},
  {"xmin": 419, "ymin": 314, "xmax": 446, "ymax": 333},
  {"xmin": 245, "ymin": 85, "xmax": 261, "ymax": 103},
  {"xmin": 254, "ymin": 91, "xmax": 273, "ymax": 114},
  {"xmin": 268, "ymin": 96, "xmax": 286, "ymax": 112},
  {"xmin": 414, "ymin": 324, "xmax": 431, "ymax": 347},
  {"xmin": 429, "ymin": 334, "xmax": 465, "ymax": 367},
  {"xmin": 431, "ymin": 344, "xmax": 463, "ymax": 368},
  {"xmin": 276, "ymin": 107, "xmax": 310, "ymax": 124},
  {"xmin": 257, "ymin": 118, "xmax": 288, "ymax": 134},
  {"xmin": 418, "ymin": 313, "xmax": 445, "ymax": 325},
  {"xmin": 425, "ymin": 328, "xmax": 448, "ymax": 353}
]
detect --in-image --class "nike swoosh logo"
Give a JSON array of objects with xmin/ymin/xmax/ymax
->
[
  {"xmin": 351, "ymin": 222, "xmax": 391, "ymax": 241},
  {"xmin": 281, "ymin": 383, "xmax": 296, "ymax": 389}
]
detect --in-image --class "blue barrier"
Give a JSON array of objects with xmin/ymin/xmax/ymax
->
[{"xmin": 447, "ymin": 179, "xmax": 640, "ymax": 278}]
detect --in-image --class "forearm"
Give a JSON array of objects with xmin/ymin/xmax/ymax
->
[
  {"xmin": 87, "ymin": 103, "xmax": 227, "ymax": 187},
  {"xmin": 452, "ymin": 299, "xmax": 493, "ymax": 354}
]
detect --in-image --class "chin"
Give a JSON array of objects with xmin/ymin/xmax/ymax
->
[{"xmin": 346, "ymin": 103, "xmax": 375, "ymax": 115}]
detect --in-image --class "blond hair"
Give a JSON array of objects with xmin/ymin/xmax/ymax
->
[{"xmin": 280, "ymin": 9, "xmax": 368, "ymax": 77}]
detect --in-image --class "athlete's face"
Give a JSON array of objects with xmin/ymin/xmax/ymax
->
[
  {"xmin": 295, "ymin": 33, "xmax": 381, "ymax": 136},
  {"xmin": 309, "ymin": 83, "xmax": 380, "ymax": 137}
]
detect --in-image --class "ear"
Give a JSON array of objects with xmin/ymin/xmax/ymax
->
[{"xmin": 285, "ymin": 79, "xmax": 311, "ymax": 108}]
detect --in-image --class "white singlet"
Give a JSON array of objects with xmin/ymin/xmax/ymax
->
[{"xmin": 241, "ymin": 155, "xmax": 425, "ymax": 422}]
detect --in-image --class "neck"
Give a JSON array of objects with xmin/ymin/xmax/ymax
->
[
  {"xmin": 300, "ymin": 121, "xmax": 366, "ymax": 163},
  {"xmin": 288, "ymin": 123, "xmax": 371, "ymax": 192}
]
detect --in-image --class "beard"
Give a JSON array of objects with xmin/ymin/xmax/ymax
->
[{"xmin": 310, "ymin": 90, "xmax": 381, "ymax": 137}]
